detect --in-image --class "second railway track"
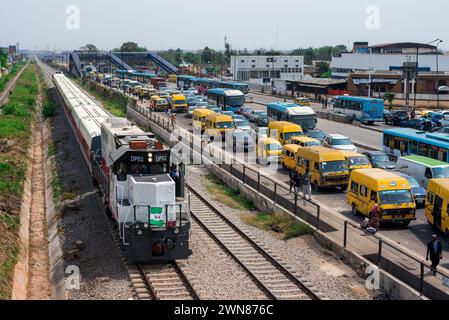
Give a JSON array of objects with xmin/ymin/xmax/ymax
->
[{"xmin": 188, "ymin": 183, "xmax": 324, "ymax": 300}]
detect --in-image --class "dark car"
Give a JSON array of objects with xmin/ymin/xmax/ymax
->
[
  {"xmin": 239, "ymin": 106, "xmax": 253, "ymax": 118},
  {"xmin": 256, "ymin": 114, "xmax": 269, "ymax": 127},
  {"xmin": 400, "ymin": 118, "xmax": 424, "ymax": 129},
  {"xmin": 226, "ymin": 130, "xmax": 255, "ymax": 153},
  {"xmin": 307, "ymin": 129, "xmax": 326, "ymax": 142},
  {"xmin": 431, "ymin": 112, "xmax": 445, "ymax": 125},
  {"xmin": 362, "ymin": 151, "xmax": 396, "ymax": 170},
  {"xmin": 396, "ymin": 172, "xmax": 426, "ymax": 208},
  {"xmin": 384, "ymin": 110, "xmax": 409, "ymax": 126}
]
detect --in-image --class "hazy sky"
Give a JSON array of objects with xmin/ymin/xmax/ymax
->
[{"xmin": 1, "ymin": 0, "xmax": 448, "ymax": 51}]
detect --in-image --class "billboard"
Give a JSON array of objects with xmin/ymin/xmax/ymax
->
[{"xmin": 9, "ymin": 46, "xmax": 17, "ymax": 55}]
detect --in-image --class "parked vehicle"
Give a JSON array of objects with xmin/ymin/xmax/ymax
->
[
  {"xmin": 281, "ymin": 144, "xmax": 300, "ymax": 170},
  {"xmin": 295, "ymin": 146, "xmax": 349, "ymax": 190},
  {"xmin": 268, "ymin": 121, "xmax": 303, "ymax": 145},
  {"xmin": 339, "ymin": 151, "xmax": 372, "ymax": 171},
  {"xmin": 256, "ymin": 114, "xmax": 269, "ymax": 127},
  {"xmin": 396, "ymin": 155, "xmax": 449, "ymax": 187},
  {"xmin": 204, "ymin": 114, "xmax": 235, "ymax": 141},
  {"xmin": 362, "ymin": 151, "xmax": 396, "ymax": 170},
  {"xmin": 234, "ymin": 119, "xmax": 251, "ymax": 131},
  {"xmin": 226, "ymin": 130, "xmax": 255, "ymax": 153},
  {"xmin": 232, "ymin": 114, "xmax": 246, "ymax": 121},
  {"xmin": 239, "ymin": 107, "xmax": 253, "ymax": 118},
  {"xmin": 399, "ymin": 118, "xmax": 425, "ymax": 129},
  {"xmin": 186, "ymin": 106, "xmax": 198, "ymax": 118},
  {"xmin": 249, "ymin": 110, "xmax": 267, "ymax": 122},
  {"xmin": 384, "ymin": 110, "xmax": 409, "ymax": 126},
  {"xmin": 222, "ymin": 111, "xmax": 236, "ymax": 118},
  {"xmin": 187, "ymin": 96, "xmax": 198, "ymax": 107},
  {"xmin": 425, "ymin": 178, "xmax": 449, "ymax": 234},
  {"xmin": 192, "ymin": 108, "xmax": 215, "ymax": 133},
  {"xmin": 323, "ymin": 134, "xmax": 357, "ymax": 152},
  {"xmin": 294, "ymin": 97, "xmax": 311, "ymax": 106},
  {"xmin": 395, "ymin": 172, "xmax": 426, "ymax": 208},
  {"xmin": 347, "ymin": 168, "xmax": 416, "ymax": 226},
  {"xmin": 307, "ymin": 129, "xmax": 326, "ymax": 142},
  {"xmin": 256, "ymin": 138, "xmax": 282, "ymax": 164}
]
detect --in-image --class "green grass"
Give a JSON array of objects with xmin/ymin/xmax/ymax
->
[
  {"xmin": 244, "ymin": 212, "xmax": 313, "ymax": 240},
  {"xmin": 0, "ymin": 62, "xmax": 26, "ymax": 93},
  {"xmin": 0, "ymin": 64, "xmax": 38, "ymax": 300},
  {"xmin": 205, "ymin": 173, "xmax": 256, "ymax": 211}
]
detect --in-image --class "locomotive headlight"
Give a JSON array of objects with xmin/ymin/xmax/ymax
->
[
  {"xmin": 137, "ymin": 229, "xmax": 143, "ymax": 236},
  {"xmin": 148, "ymin": 153, "xmax": 153, "ymax": 163},
  {"xmin": 143, "ymin": 223, "xmax": 149, "ymax": 229}
]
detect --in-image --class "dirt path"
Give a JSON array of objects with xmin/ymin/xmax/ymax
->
[
  {"xmin": 27, "ymin": 73, "xmax": 51, "ymax": 300},
  {"xmin": 0, "ymin": 63, "xmax": 28, "ymax": 107}
]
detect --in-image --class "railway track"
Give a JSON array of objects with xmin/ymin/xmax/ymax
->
[{"xmin": 188, "ymin": 183, "xmax": 324, "ymax": 300}]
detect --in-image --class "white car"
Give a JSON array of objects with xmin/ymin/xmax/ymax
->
[
  {"xmin": 323, "ymin": 134, "xmax": 358, "ymax": 152},
  {"xmin": 234, "ymin": 119, "xmax": 251, "ymax": 131}
]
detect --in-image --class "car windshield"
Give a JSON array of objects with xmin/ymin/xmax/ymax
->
[
  {"xmin": 175, "ymin": 100, "xmax": 186, "ymax": 105},
  {"xmin": 235, "ymin": 120, "xmax": 250, "ymax": 127},
  {"xmin": 284, "ymin": 132, "xmax": 302, "ymax": 141},
  {"xmin": 433, "ymin": 167, "xmax": 449, "ymax": 178},
  {"xmin": 253, "ymin": 110, "xmax": 265, "ymax": 115},
  {"xmin": 379, "ymin": 189, "xmax": 413, "ymax": 205},
  {"xmin": 309, "ymin": 131, "xmax": 325, "ymax": 139},
  {"xmin": 405, "ymin": 176, "xmax": 420, "ymax": 189},
  {"xmin": 267, "ymin": 143, "xmax": 282, "ymax": 151},
  {"xmin": 217, "ymin": 122, "xmax": 234, "ymax": 129},
  {"xmin": 372, "ymin": 154, "xmax": 389, "ymax": 162},
  {"xmin": 305, "ymin": 141, "xmax": 320, "ymax": 147},
  {"xmin": 234, "ymin": 115, "xmax": 245, "ymax": 120},
  {"xmin": 348, "ymin": 156, "xmax": 370, "ymax": 166},
  {"xmin": 332, "ymin": 138, "xmax": 352, "ymax": 145},
  {"xmin": 320, "ymin": 161, "xmax": 348, "ymax": 173}
]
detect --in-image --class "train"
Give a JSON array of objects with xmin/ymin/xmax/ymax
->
[{"xmin": 52, "ymin": 72, "xmax": 192, "ymax": 262}]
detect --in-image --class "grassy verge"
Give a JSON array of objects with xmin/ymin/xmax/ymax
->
[
  {"xmin": 71, "ymin": 77, "xmax": 127, "ymax": 117},
  {"xmin": 242, "ymin": 212, "xmax": 313, "ymax": 240},
  {"xmin": 205, "ymin": 173, "xmax": 256, "ymax": 211},
  {"xmin": 0, "ymin": 63, "xmax": 38, "ymax": 299},
  {"xmin": 0, "ymin": 62, "xmax": 26, "ymax": 93}
]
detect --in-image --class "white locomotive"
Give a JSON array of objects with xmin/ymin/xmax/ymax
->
[{"xmin": 53, "ymin": 72, "xmax": 192, "ymax": 262}]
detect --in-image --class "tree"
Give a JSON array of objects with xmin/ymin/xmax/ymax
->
[
  {"xmin": 114, "ymin": 42, "xmax": 146, "ymax": 52},
  {"xmin": 201, "ymin": 47, "xmax": 214, "ymax": 64},
  {"xmin": 316, "ymin": 62, "xmax": 330, "ymax": 78},
  {"xmin": 174, "ymin": 48, "xmax": 183, "ymax": 65},
  {"xmin": 81, "ymin": 44, "xmax": 98, "ymax": 52},
  {"xmin": 0, "ymin": 49, "xmax": 7, "ymax": 68},
  {"xmin": 184, "ymin": 52, "xmax": 199, "ymax": 64},
  {"xmin": 384, "ymin": 93, "xmax": 395, "ymax": 110},
  {"xmin": 224, "ymin": 37, "xmax": 232, "ymax": 65}
]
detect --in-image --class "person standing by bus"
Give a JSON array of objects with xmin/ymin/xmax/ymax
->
[
  {"xmin": 303, "ymin": 169, "xmax": 312, "ymax": 205},
  {"xmin": 426, "ymin": 235, "xmax": 443, "ymax": 275},
  {"xmin": 289, "ymin": 170, "xmax": 298, "ymax": 193}
]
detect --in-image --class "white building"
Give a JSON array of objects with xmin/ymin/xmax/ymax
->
[
  {"xmin": 230, "ymin": 55, "xmax": 304, "ymax": 83},
  {"xmin": 331, "ymin": 42, "xmax": 449, "ymax": 79}
]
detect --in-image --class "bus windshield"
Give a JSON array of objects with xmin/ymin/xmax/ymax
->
[
  {"xmin": 267, "ymin": 143, "xmax": 282, "ymax": 151},
  {"xmin": 379, "ymin": 189, "xmax": 413, "ymax": 205},
  {"xmin": 290, "ymin": 116, "xmax": 317, "ymax": 130},
  {"xmin": 227, "ymin": 95, "xmax": 245, "ymax": 107},
  {"xmin": 174, "ymin": 100, "xmax": 186, "ymax": 105},
  {"xmin": 216, "ymin": 122, "xmax": 234, "ymax": 129},
  {"xmin": 433, "ymin": 167, "xmax": 449, "ymax": 178},
  {"xmin": 320, "ymin": 161, "xmax": 347, "ymax": 174},
  {"xmin": 305, "ymin": 141, "xmax": 321, "ymax": 147}
]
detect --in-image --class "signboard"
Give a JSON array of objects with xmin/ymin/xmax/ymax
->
[{"xmin": 8, "ymin": 46, "xmax": 16, "ymax": 55}]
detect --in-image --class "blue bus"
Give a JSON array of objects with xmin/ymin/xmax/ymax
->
[
  {"xmin": 219, "ymin": 81, "xmax": 249, "ymax": 94},
  {"xmin": 177, "ymin": 75, "xmax": 196, "ymax": 90},
  {"xmin": 333, "ymin": 96, "xmax": 384, "ymax": 124},
  {"xmin": 206, "ymin": 88, "xmax": 245, "ymax": 113},
  {"xmin": 267, "ymin": 102, "xmax": 317, "ymax": 131},
  {"xmin": 383, "ymin": 128, "xmax": 449, "ymax": 162}
]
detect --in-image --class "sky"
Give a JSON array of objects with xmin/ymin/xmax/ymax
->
[{"xmin": 1, "ymin": 0, "xmax": 448, "ymax": 52}]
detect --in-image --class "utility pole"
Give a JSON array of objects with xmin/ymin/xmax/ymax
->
[
  {"xmin": 368, "ymin": 47, "xmax": 372, "ymax": 98},
  {"xmin": 436, "ymin": 40, "xmax": 443, "ymax": 108}
]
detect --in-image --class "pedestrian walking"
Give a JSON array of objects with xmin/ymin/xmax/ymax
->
[
  {"xmin": 367, "ymin": 199, "xmax": 383, "ymax": 233},
  {"xmin": 302, "ymin": 169, "xmax": 312, "ymax": 205},
  {"xmin": 294, "ymin": 172, "xmax": 303, "ymax": 195},
  {"xmin": 426, "ymin": 235, "xmax": 443, "ymax": 275},
  {"xmin": 170, "ymin": 114, "xmax": 177, "ymax": 129},
  {"xmin": 410, "ymin": 108, "xmax": 416, "ymax": 120},
  {"xmin": 289, "ymin": 170, "xmax": 298, "ymax": 193}
]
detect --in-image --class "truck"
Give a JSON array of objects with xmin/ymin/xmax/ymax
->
[{"xmin": 150, "ymin": 77, "xmax": 167, "ymax": 90}]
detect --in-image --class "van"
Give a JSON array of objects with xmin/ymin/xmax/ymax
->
[
  {"xmin": 396, "ymin": 155, "xmax": 449, "ymax": 188},
  {"xmin": 257, "ymin": 138, "xmax": 282, "ymax": 164},
  {"xmin": 425, "ymin": 178, "xmax": 449, "ymax": 234},
  {"xmin": 294, "ymin": 97, "xmax": 311, "ymax": 106},
  {"xmin": 193, "ymin": 109, "xmax": 215, "ymax": 133},
  {"xmin": 150, "ymin": 96, "xmax": 168, "ymax": 111},
  {"xmin": 290, "ymin": 136, "xmax": 320, "ymax": 148},
  {"xmin": 281, "ymin": 144, "xmax": 300, "ymax": 170},
  {"xmin": 347, "ymin": 168, "xmax": 416, "ymax": 225},
  {"xmin": 168, "ymin": 74, "xmax": 177, "ymax": 83},
  {"xmin": 268, "ymin": 121, "xmax": 303, "ymax": 145},
  {"xmin": 204, "ymin": 114, "xmax": 234, "ymax": 140},
  {"xmin": 295, "ymin": 146, "xmax": 349, "ymax": 190},
  {"xmin": 171, "ymin": 94, "xmax": 188, "ymax": 113},
  {"xmin": 339, "ymin": 151, "xmax": 372, "ymax": 171}
]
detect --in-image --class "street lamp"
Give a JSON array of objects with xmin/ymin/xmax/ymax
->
[{"xmin": 436, "ymin": 40, "xmax": 443, "ymax": 108}]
